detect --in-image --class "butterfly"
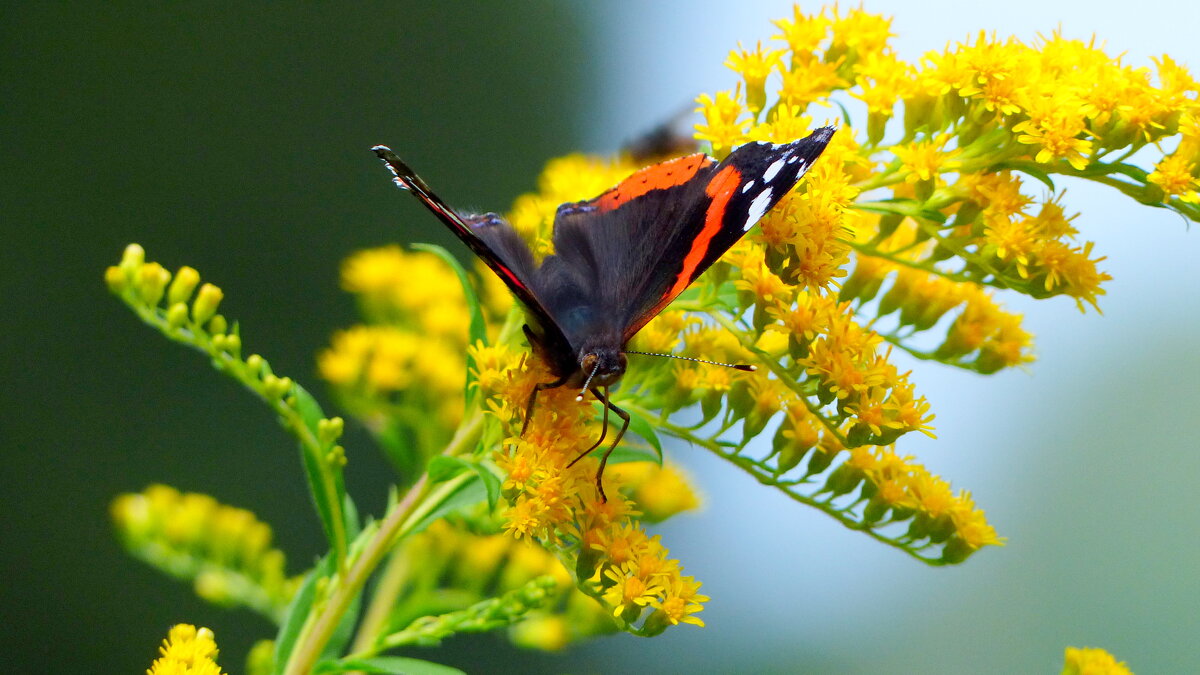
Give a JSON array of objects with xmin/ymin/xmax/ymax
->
[{"xmin": 372, "ymin": 126, "xmax": 835, "ymax": 499}]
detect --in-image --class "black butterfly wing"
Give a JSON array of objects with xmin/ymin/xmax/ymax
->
[
  {"xmin": 371, "ymin": 146, "xmax": 576, "ymax": 364},
  {"xmin": 535, "ymin": 126, "xmax": 836, "ymax": 349},
  {"xmin": 529, "ymin": 153, "xmax": 720, "ymax": 354}
]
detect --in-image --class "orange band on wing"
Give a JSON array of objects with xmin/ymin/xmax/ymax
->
[
  {"xmin": 661, "ymin": 164, "xmax": 741, "ymax": 308},
  {"xmin": 598, "ymin": 154, "xmax": 711, "ymax": 211}
]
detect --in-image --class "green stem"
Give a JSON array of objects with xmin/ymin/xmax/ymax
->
[
  {"xmin": 630, "ymin": 405, "xmax": 943, "ymax": 566},
  {"xmin": 706, "ymin": 312, "xmax": 853, "ymax": 449},
  {"xmin": 282, "ymin": 412, "xmax": 484, "ymax": 675},
  {"xmin": 126, "ymin": 300, "xmax": 352, "ymax": 571}
]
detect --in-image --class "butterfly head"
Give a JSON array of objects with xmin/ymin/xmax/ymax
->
[{"xmin": 578, "ymin": 348, "xmax": 627, "ymax": 389}]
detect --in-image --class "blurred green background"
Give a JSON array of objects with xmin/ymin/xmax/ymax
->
[{"xmin": 4, "ymin": 2, "xmax": 1198, "ymax": 673}]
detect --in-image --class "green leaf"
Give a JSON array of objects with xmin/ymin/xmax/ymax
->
[
  {"xmin": 316, "ymin": 656, "xmax": 465, "ymax": 675},
  {"xmin": 469, "ymin": 461, "xmax": 502, "ymax": 510},
  {"xmin": 272, "ymin": 557, "xmax": 330, "ymax": 675},
  {"xmin": 426, "ymin": 455, "xmax": 471, "ymax": 483},
  {"xmin": 406, "ymin": 475, "xmax": 487, "ymax": 535},
  {"xmin": 290, "ymin": 382, "xmax": 358, "ymax": 553},
  {"xmin": 624, "ymin": 408, "xmax": 664, "ymax": 465},
  {"xmin": 428, "ymin": 456, "xmax": 500, "ymax": 510},
  {"xmin": 605, "ymin": 442, "xmax": 662, "ymax": 466},
  {"xmin": 995, "ymin": 160, "xmax": 1057, "ymax": 191},
  {"xmin": 412, "ymin": 243, "xmax": 488, "ymax": 407},
  {"xmin": 290, "ymin": 381, "xmax": 325, "ymax": 434}
]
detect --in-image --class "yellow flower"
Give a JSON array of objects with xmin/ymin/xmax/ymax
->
[
  {"xmin": 147, "ymin": 624, "xmax": 225, "ymax": 675},
  {"xmin": 772, "ymin": 5, "xmax": 828, "ymax": 58},
  {"xmin": 725, "ymin": 41, "xmax": 783, "ymax": 113},
  {"xmin": 609, "ymin": 462, "xmax": 702, "ymax": 521},
  {"xmin": 649, "ymin": 575, "xmax": 709, "ymax": 627},
  {"xmin": 1062, "ymin": 646, "xmax": 1134, "ymax": 675},
  {"xmin": 1013, "ymin": 91, "xmax": 1094, "ymax": 170},
  {"xmin": 892, "ymin": 135, "xmax": 959, "ymax": 185},
  {"xmin": 1148, "ymin": 153, "xmax": 1198, "ymax": 197},
  {"xmin": 694, "ymin": 88, "xmax": 751, "ymax": 156},
  {"xmin": 603, "ymin": 563, "xmax": 665, "ymax": 619}
]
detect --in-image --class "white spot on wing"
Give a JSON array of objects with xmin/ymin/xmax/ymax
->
[
  {"xmin": 743, "ymin": 188, "xmax": 775, "ymax": 231},
  {"xmin": 741, "ymin": 179, "xmax": 756, "ymax": 193},
  {"xmin": 762, "ymin": 157, "xmax": 787, "ymax": 182}
]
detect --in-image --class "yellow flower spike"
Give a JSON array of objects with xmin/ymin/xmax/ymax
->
[
  {"xmin": 147, "ymin": 623, "xmax": 226, "ymax": 675},
  {"xmin": 114, "ymin": 485, "xmax": 300, "ymax": 620},
  {"xmin": 1062, "ymin": 646, "xmax": 1134, "ymax": 675}
]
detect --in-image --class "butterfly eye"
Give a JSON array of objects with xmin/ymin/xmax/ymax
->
[{"xmin": 581, "ymin": 353, "xmax": 598, "ymax": 371}]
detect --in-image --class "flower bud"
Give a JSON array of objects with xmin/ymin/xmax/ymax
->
[
  {"xmin": 192, "ymin": 283, "xmax": 224, "ymax": 326},
  {"xmin": 166, "ymin": 302, "xmax": 190, "ymax": 329},
  {"xmin": 137, "ymin": 263, "xmax": 171, "ymax": 307},
  {"xmin": 104, "ymin": 266, "xmax": 127, "ymax": 293},
  {"xmin": 119, "ymin": 243, "xmax": 145, "ymax": 273},
  {"xmin": 207, "ymin": 314, "xmax": 228, "ymax": 336},
  {"xmin": 317, "ymin": 417, "xmax": 345, "ymax": 446},
  {"xmin": 167, "ymin": 266, "xmax": 201, "ymax": 305}
]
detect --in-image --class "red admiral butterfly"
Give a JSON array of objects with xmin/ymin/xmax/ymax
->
[{"xmin": 373, "ymin": 126, "xmax": 835, "ymax": 499}]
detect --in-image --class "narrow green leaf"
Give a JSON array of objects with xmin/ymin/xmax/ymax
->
[
  {"xmin": 406, "ymin": 475, "xmax": 486, "ymax": 536},
  {"xmin": 994, "ymin": 160, "xmax": 1057, "ymax": 190},
  {"xmin": 625, "ymin": 408, "xmax": 664, "ymax": 465},
  {"xmin": 411, "ymin": 243, "xmax": 487, "ymax": 406},
  {"xmin": 289, "ymin": 382, "xmax": 325, "ymax": 434},
  {"xmin": 317, "ymin": 657, "xmax": 465, "ymax": 675},
  {"xmin": 469, "ymin": 461, "xmax": 502, "ymax": 510},
  {"xmin": 290, "ymin": 382, "xmax": 358, "ymax": 551},
  {"xmin": 272, "ymin": 557, "xmax": 331, "ymax": 675},
  {"xmin": 605, "ymin": 443, "xmax": 662, "ymax": 466},
  {"xmin": 426, "ymin": 455, "xmax": 471, "ymax": 483}
]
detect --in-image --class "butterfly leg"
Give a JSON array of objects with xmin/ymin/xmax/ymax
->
[
  {"xmin": 567, "ymin": 389, "xmax": 611, "ymax": 469},
  {"xmin": 520, "ymin": 374, "xmax": 570, "ymax": 437},
  {"xmin": 572, "ymin": 386, "xmax": 630, "ymax": 502}
]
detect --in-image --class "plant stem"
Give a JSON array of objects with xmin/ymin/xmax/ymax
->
[{"xmin": 282, "ymin": 411, "xmax": 484, "ymax": 675}]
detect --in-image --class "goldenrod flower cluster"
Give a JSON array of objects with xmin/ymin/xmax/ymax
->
[
  {"xmin": 113, "ymin": 485, "xmax": 301, "ymax": 621},
  {"xmin": 472, "ymin": 343, "xmax": 709, "ymax": 631},
  {"xmin": 319, "ymin": 245, "xmax": 512, "ymax": 468},
  {"xmin": 146, "ymin": 624, "xmax": 225, "ymax": 675}
]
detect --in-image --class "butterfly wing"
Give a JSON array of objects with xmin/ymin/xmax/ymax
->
[
  {"xmin": 536, "ymin": 126, "xmax": 836, "ymax": 349},
  {"xmin": 371, "ymin": 146, "xmax": 576, "ymax": 366}
]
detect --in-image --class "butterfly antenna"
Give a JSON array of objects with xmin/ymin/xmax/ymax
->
[
  {"xmin": 576, "ymin": 359, "xmax": 602, "ymax": 401},
  {"xmin": 623, "ymin": 350, "xmax": 757, "ymax": 371}
]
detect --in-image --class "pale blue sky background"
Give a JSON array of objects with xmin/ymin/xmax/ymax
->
[{"xmin": 565, "ymin": 2, "xmax": 1200, "ymax": 672}]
